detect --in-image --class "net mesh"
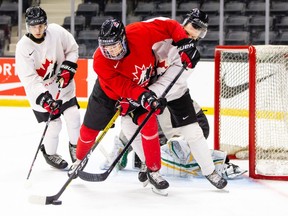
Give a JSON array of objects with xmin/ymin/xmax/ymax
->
[{"xmin": 216, "ymin": 45, "xmax": 288, "ymax": 178}]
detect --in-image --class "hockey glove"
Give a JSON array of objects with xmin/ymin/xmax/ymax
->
[
  {"xmin": 138, "ymin": 90, "xmax": 167, "ymax": 115},
  {"xmin": 116, "ymin": 98, "xmax": 140, "ymax": 116},
  {"xmin": 36, "ymin": 91, "xmax": 62, "ymax": 115},
  {"xmin": 174, "ymin": 38, "xmax": 200, "ymax": 69},
  {"xmin": 56, "ymin": 60, "xmax": 78, "ymax": 88}
]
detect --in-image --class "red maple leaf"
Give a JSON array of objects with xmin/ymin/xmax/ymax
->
[
  {"xmin": 36, "ymin": 59, "xmax": 53, "ymax": 78},
  {"xmin": 157, "ymin": 60, "xmax": 168, "ymax": 69}
]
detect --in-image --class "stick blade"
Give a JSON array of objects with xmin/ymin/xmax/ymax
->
[
  {"xmin": 78, "ymin": 170, "xmax": 109, "ymax": 182},
  {"xmin": 151, "ymin": 186, "xmax": 169, "ymax": 196},
  {"xmin": 28, "ymin": 194, "xmax": 60, "ymax": 205},
  {"xmin": 28, "ymin": 195, "xmax": 47, "ymax": 205}
]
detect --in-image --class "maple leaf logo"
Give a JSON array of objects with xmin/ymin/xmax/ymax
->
[
  {"xmin": 155, "ymin": 60, "xmax": 169, "ymax": 77},
  {"xmin": 157, "ymin": 60, "xmax": 168, "ymax": 69},
  {"xmin": 132, "ymin": 64, "xmax": 153, "ymax": 87},
  {"xmin": 36, "ymin": 59, "xmax": 56, "ymax": 81}
]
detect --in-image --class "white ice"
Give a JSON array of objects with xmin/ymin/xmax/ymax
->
[{"xmin": 1, "ymin": 107, "xmax": 288, "ymax": 216}]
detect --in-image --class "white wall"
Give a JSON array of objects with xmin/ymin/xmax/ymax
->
[{"xmin": 187, "ymin": 60, "xmax": 214, "ymax": 108}]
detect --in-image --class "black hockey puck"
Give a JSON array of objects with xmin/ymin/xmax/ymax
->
[{"xmin": 52, "ymin": 200, "xmax": 62, "ymax": 205}]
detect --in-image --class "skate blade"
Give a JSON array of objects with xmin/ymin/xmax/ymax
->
[
  {"xmin": 142, "ymin": 179, "xmax": 149, "ymax": 188},
  {"xmin": 226, "ymin": 170, "xmax": 248, "ymax": 179},
  {"xmin": 151, "ymin": 185, "xmax": 168, "ymax": 196}
]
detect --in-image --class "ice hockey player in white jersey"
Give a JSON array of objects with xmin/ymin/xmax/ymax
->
[
  {"xmin": 107, "ymin": 9, "xmax": 230, "ymax": 193},
  {"xmin": 15, "ymin": 6, "xmax": 81, "ymax": 170}
]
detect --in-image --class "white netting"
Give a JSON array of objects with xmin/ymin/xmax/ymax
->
[
  {"xmin": 215, "ymin": 45, "xmax": 288, "ymax": 178},
  {"xmin": 218, "ymin": 49, "xmax": 249, "ymax": 156}
]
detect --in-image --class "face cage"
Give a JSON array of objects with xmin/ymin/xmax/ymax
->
[{"xmin": 99, "ymin": 39, "xmax": 127, "ymax": 60}]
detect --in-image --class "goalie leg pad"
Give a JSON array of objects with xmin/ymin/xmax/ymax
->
[
  {"xmin": 167, "ymin": 135, "xmax": 192, "ymax": 163},
  {"xmin": 160, "ymin": 144, "xmax": 202, "ymax": 178},
  {"xmin": 100, "ymin": 135, "xmax": 125, "ymax": 170},
  {"xmin": 161, "ymin": 145, "xmax": 229, "ymax": 178}
]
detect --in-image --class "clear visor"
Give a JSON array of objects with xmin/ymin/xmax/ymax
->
[
  {"xmin": 26, "ymin": 23, "xmax": 47, "ymax": 34},
  {"xmin": 191, "ymin": 23, "xmax": 207, "ymax": 39},
  {"xmin": 99, "ymin": 40, "xmax": 127, "ymax": 60},
  {"xmin": 197, "ymin": 28, "xmax": 207, "ymax": 39}
]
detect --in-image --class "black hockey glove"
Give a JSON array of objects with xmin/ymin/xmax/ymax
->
[
  {"xmin": 56, "ymin": 60, "xmax": 78, "ymax": 88},
  {"xmin": 174, "ymin": 38, "xmax": 200, "ymax": 69},
  {"xmin": 138, "ymin": 90, "xmax": 167, "ymax": 115},
  {"xmin": 116, "ymin": 98, "xmax": 140, "ymax": 116},
  {"xmin": 36, "ymin": 91, "xmax": 62, "ymax": 115}
]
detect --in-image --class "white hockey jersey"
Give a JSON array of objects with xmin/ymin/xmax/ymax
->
[
  {"xmin": 149, "ymin": 39, "xmax": 195, "ymax": 102},
  {"xmin": 15, "ymin": 23, "xmax": 79, "ymax": 112}
]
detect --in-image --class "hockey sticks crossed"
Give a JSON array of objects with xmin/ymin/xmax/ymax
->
[
  {"xmin": 77, "ymin": 65, "xmax": 187, "ymax": 182},
  {"xmin": 26, "ymin": 83, "xmax": 63, "ymax": 180},
  {"xmin": 28, "ymin": 64, "xmax": 186, "ymax": 205}
]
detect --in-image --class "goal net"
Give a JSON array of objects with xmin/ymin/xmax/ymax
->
[{"xmin": 214, "ymin": 45, "xmax": 288, "ymax": 180}]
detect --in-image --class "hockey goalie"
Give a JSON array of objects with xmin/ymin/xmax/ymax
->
[{"xmin": 101, "ymin": 104, "xmax": 247, "ymax": 180}]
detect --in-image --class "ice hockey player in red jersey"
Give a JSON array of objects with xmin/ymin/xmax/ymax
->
[
  {"xmin": 15, "ymin": 6, "xmax": 81, "ymax": 170},
  {"xmin": 69, "ymin": 17, "xmax": 195, "ymax": 194},
  {"xmin": 103, "ymin": 9, "xmax": 228, "ymax": 191}
]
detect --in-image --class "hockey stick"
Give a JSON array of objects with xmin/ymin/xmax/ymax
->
[
  {"xmin": 78, "ymin": 65, "xmax": 187, "ymax": 182},
  {"xmin": 28, "ymin": 109, "xmax": 120, "ymax": 205},
  {"xmin": 26, "ymin": 87, "xmax": 62, "ymax": 180}
]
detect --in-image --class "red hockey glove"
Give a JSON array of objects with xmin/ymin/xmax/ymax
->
[
  {"xmin": 138, "ymin": 91, "xmax": 167, "ymax": 115},
  {"xmin": 174, "ymin": 38, "xmax": 200, "ymax": 69},
  {"xmin": 116, "ymin": 98, "xmax": 140, "ymax": 116},
  {"xmin": 56, "ymin": 60, "xmax": 78, "ymax": 88},
  {"xmin": 36, "ymin": 91, "xmax": 62, "ymax": 115}
]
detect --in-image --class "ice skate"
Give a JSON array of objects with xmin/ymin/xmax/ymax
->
[
  {"xmin": 69, "ymin": 143, "xmax": 77, "ymax": 163},
  {"xmin": 68, "ymin": 158, "xmax": 88, "ymax": 179},
  {"xmin": 41, "ymin": 145, "xmax": 68, "ymax": 169},
  {"xmin": 223, "ymin": 162, "xmax": 247, "ymax": 179},
  {"xmin": 205, "ymin": 169, "xmax": 228, "ymax": 189},
  {"xmin": 147, "ymin": 170, "xmax": 169, "ymax": 196},
  {"xmin": 132, "ymin": 152, "xmax": 142, "ymax": 169},
  {"xmin": 138, "ymin": 162, "xmax": 148, "ymax": 187}
]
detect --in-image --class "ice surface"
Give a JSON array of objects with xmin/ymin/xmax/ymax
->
[{"xmin": 1, "ymin": 107, "xmax": 288, "ymax": 216}]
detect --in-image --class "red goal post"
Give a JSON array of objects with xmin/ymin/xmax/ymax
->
[{"xmin": 214, "ymin": 45, "xmax": 288, "ymax": 180}]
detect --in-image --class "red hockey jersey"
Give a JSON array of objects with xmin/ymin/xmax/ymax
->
[{"xmin": 93, "ymin": 18, "xmax": 187, "ymax": 101}]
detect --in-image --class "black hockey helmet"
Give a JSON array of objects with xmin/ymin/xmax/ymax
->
[
  {"xmin": 183, "ymin": 8, "xmax": 209, "ymax": 39},
  {"xmin": 98, "ymin": 18, "xmax": 128, "ymax": 60},
  {"xmin": 25, "ymin": 6, "xmax": 47, "ymax": 26}
]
